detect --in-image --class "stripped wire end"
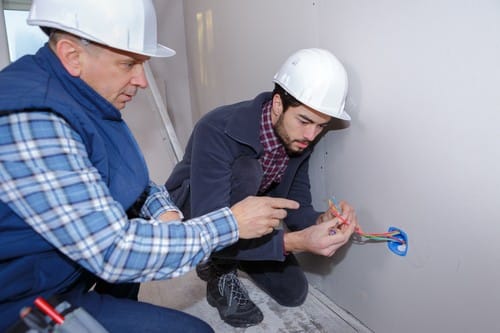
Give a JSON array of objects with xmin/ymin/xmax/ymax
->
[{"xmin": 327, "ymin": 196, "xmax": 408, "ymax": 253}]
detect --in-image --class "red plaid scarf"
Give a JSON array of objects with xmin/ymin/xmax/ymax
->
[{"xmin": 258, "ymin": 100, "xmax": 289, "ymax": 194}]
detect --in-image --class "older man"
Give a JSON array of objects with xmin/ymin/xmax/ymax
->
[{"xmin": 0, "ymin": 1, "xmax": 298, "ymax": 331}]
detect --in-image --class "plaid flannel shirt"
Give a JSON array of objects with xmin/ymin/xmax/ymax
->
[
  {"xmin": 0, "ymin": 111, "xmax": 238, "ymax": 282},
  {"xmin": 258, "ymin": 100, "xmax": 289, "ymax": 193}
]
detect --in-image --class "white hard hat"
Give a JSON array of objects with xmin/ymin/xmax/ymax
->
[
  {"xmin": 273, "ymin": 48, "xmax": 350, "ymax": 120},
  {"xmin": 27, "ymin": 0, "xmax": 175, "ymax": 58}
]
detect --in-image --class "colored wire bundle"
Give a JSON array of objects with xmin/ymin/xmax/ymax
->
[{"xmin": 328, "ymin": 197, "xmax": 405, "ymax": 244}]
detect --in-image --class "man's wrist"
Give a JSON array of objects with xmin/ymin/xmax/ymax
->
[
  {"xmin": 283, "ymin": 232, "xmax": 289, "ymax": 255},
  {"xmin": 283, "ymin": 231, "xmax": 302, "ymax": 253}
]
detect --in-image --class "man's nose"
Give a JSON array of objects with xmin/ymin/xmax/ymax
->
[
  {"xmin": 304, "ymin": 125, "xmax": 319, "ymax": 141},
  {"xmin": 131, "ymin": 65, "xmax": 149, "ymax": 88}
]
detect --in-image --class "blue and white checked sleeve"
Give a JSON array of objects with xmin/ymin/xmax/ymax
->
[
  {"xmin": 0, "ymin": 112, "xmax": 239, "ymax": 282},
  {"xmin": 141, "ymin": 182, "xmax": 184, "ymax": 219}
]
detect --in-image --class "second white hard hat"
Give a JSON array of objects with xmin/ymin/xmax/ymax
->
[
  {"xmin": 27, "ymin": 0, "xmax": 175, "ymax": 58},
  {"xmin": 273, "ymin": 48, "xmax": 350, "ymax": 120}
]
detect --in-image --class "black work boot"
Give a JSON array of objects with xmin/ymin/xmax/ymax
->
[
  {"xmin": 196, "ymin": 258, "xmax": 236, "ymax": 281},
  {"xmin": 206, "ymin": 271, "xmax": 263, "ymax": 328},
  {"xmin": 195, "ymin": 259, "xmax": 213, "ymax": 281}
]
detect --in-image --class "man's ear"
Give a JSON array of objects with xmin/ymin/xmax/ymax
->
[
  {"xmin": 54, "ymin": 38, "xmax": 83, "ymax": 77},
  {"xmin": 271, "ymin": 94, "xmax": 284, "ymax": 118}
]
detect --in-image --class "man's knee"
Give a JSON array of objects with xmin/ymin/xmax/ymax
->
[{"xmin": 272, "ymin": 276, "xmax": 308, "ymax": 307}]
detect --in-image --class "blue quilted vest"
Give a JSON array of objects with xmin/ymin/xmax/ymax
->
[{"xmin": 0, "ymin": 44, "xmax": 149, "ymax": 328}]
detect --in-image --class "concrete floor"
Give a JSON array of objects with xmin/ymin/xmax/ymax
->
[{"xmin": 139, "ymin": 270, "xmax": 372, "ymax": 333}]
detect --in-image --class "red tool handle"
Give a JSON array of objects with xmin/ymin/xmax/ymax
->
[{"xmin": 34, "ymin": 296, "xmax": 64, "ymax": 324}]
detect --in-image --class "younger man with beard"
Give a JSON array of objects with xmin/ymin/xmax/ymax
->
[{"xmin": 165, "ymin": 48, "xmax": 358, "ymax": 328}]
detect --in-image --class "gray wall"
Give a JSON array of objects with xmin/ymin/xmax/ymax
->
[
  {"xmin": 124, "ymin": 0, "xmax": 193, "ymax": 182},
  {"xmin": 169, "ymin": 1, "xmax": 500, "ymax": 332}
]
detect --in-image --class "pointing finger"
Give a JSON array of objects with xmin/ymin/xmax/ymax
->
[{"xmin": 269, "ymin": 198, "xmax": 299, "ymax": 210}]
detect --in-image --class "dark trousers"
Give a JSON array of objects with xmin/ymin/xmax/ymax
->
[
  {"xmin": 172, "ymin": 156, "xmax": 309, "ymax": 307},
  {"xmin": 239, "ymin": 254, "xmax": 308, "ymax": 307}
]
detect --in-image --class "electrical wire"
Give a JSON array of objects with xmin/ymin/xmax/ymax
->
[{"xmin": 328, "ymin": 197, "xmax": 405, "ymax": 244}]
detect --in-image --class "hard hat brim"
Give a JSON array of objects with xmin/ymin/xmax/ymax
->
[{"xmin": 137, "ymin": 44, "xmax": 176, "ymax": 58}]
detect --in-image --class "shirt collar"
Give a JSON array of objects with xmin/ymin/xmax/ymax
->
[{"xmin": 260, "ymin": 100, "xmax": 283, "ymax": 151}]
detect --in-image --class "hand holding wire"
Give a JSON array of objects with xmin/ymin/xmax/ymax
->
[
  {"xmin": 327, "ymin": 196, "xmax": 408, "ymax": 256},
  {"xmin": 297, "ymin": 218, "xmax": 356, "ymax": 257}
]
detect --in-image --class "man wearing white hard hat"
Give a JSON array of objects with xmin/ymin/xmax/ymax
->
[
  {"xmin": 166, "ymin": 48, "xmax": 359, "ymax": 327},
  {"xmin": 0, "ymin": 0, "xmax": 299, "ymax": 331}
]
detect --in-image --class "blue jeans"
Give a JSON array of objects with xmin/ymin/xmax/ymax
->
[{"xmin": 62, "ymin": 281, "xmax": 214, "ymax": 333}]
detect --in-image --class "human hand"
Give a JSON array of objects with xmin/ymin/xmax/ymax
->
[
  {"xmin": 288, "ymin": 202, "xmax": 358, "ymax": 256},
  {"xmin": 158, "ymin": 211, "xmax": 182, "ymax": 222},
  {"xmin": 296, "ymin": 217, "xmax": 357, "ymax": 257},
  {"xmin": 316, "ymin": 208, "xmax": 335, "ymax": 224},
  {"xmin": 230, "ymin": 196, "xmax": 299, "ymax": 239},
  {"xmin": 317, "ymin": 200, "xmax": 357, "ymax": 227}
]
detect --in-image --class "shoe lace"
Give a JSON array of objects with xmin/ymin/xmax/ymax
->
[{"xmin": 218, "ymin": 272, "xmax": 251, "ymax": 307}]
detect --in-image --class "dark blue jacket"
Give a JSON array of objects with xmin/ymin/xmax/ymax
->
[
  {"xmin": 0, "ymin": 45, "xmax": 149, "ymax": 329},
  {"xmin": 166, "ymin": 93, "xmax": 321, "ymax": 261}
]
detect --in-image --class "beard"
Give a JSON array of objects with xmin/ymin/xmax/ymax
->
[{"xmin": 274, "ymin": 114, "xmax": 310, "ymax": 157}]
